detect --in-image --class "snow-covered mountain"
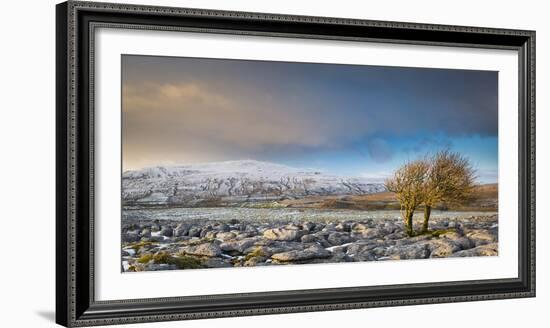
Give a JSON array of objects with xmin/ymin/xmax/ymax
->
[{"xmin": 122, "ymin": 160, "xmax": 385, "ymax": 206}]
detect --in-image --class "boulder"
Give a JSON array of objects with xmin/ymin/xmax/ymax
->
[
  {"xmin": 216, "ymin": 232, "xmax": 237, "ymax": 241},
  {"xmin": 263, "ymin": 228, "xmax": 304, "ymax": 241},
  {"xmin": 384, "ymin": 231, "xmax": 405, "ymax": 240},
  {"xmin": 215, "ymin": 223, "xmax": 230, "ymax": 232},
  {"xmin": 322, "ymin": 223, "xmax": 337, "ymax": 232},
  {"xmin": 466, "ymin": 230, "xmax": 497, "ymax": 246},
  {"xmin": 439, "ymin": 231, "xmax": 474, "ymax": 250},
  {"xmin": 244, "ymin": 225, "xmax": 259, "ymax": 233},
  {"xmin": 302, "ymin": 222, "xmax": 315, "ymax": 232},
  {"xmin": 370, "ymin": 246, "xmax": 388, "ymax": 257},
  {"xmin": 311, "ymin": 223, "xmax": 325, "ymax": 232},
  {"xmin": 381, "ymin": 222, "xmax": 399, "ymax": 234},
  {"xmin": 327, "ymin": 244, "xmax": 349, "ymax": 254},
  {"xmin": 453, "ymin": 237, "xmax": 474, "ymax": 250},
  {"xmin": 271, "ymin": 244, "xmax": 330, "ymax": 262},
  {"xmin": 243, "ymin": 256, "xmax": 268, "ymax": 267},
  {"xmin": 160, "ymin": 226, "xmax": 173, "ymax": 237},
  {"xmin": 451, "ymin": 243, "xmax": 498, "ymax": 257},
  {"xmin": 351, "ymin": 251, "xmax": 376, "ymax": 261},
  {"xmin": 187, "ymin": 226, "xmax": 202, "ymax": 237},
  {"xmin": 440, "ymin": 231, "xmax": 463, "ymax": 241},
  {"xmin": 174, "ymin": 223, "xmax": 190, "ymax": 237},
  {"xmin": 285, "ymin": 223, "xmax": 302, "ymax": 230},
  {"xmin": 351, "ymin": 223, "xmax": 369, "ymax": 232},
  {"xmin": 301, "ymin": 232, "xmax": 331, "ymax": 247},
  {"xmin": 220, "ymin": 238, "xmax": 256, "ymax": 254},
  {"xmin": 122, "ymin": 223, "xmax": 140, "ymax": 232},
  {"xmin": 266, "ymin": 241, "xmax": 306, "ymax": 253},
  {"xmin": 122, "ymin": 232, "xmax": 141, "ymax": 243},
  {"xmin": 203, "ymin": 231, "xmax": 218, "ymax": 239},
  {"xmin": 424, "ymin": 239, "xmax": 461, "ymax": 258},
  {"xmin": 387, "ymin": 243, "xmax": 430, "ymax": 260},
  {"xmin": 301, "ymin": 234, "xmax": 318, "ymax": 243},
  {"xmin": 243, "ymin": 245, "xmax": 273, "ymax": 257},
  {"xmin": 327, "ymin": 232, "xmax": 354, "ymax": 246},
  {"xmin": 199, "ymin": 226, "xmax": 213, "ymax": 238},
  {"xmin": 146, "ymin": 263, "xmax": 178, "ymax": 271},
  {"xmin": 330, "ymin": 252, "xmax": 354, "ymax": 262},
  {"xmin": 235, "ymin": 232, "xmax": 256, "ymax": 239},
  {"xmin": 335, "ymin": 222, "xmax": 352, "ymax": 232},
  {"xmin": 179, "ymin": 242, "xmax": 221, "ymax": 257},
  {"xmin": 149, "ymin": 235, "xmax": 164, "ymax": 243},
  {"xmin": 201, "ymin": 257, "xmax": 232, "ymax": 268},
  {"xmin": 357, "ymin": 228, "xmax": 382, "ymax": 239},
  {"xmin": 346, "ymin": 242, "xmax": 377, "ymax": 256}
]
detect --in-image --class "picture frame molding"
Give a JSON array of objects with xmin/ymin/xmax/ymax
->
[{"xmin": 56, "ymin": 1, "xmax": 536, "ymax": 326}]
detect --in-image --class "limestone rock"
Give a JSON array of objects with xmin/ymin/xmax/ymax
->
[
  {"xmin": 263, "ymin": 228, "xmax": 304, "ymax": 241},
  {"xmin": 179, "ymin": 243, "xmax": 221, "ymax": 257},
  {"xmin": 271, "ymin": 244, "xmax": 330, "ymax": 262}
]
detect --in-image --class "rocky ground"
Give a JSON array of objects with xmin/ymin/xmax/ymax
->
[{"xmin": 121, "ymin": 214, "xmax": 498, "ymax": 272}]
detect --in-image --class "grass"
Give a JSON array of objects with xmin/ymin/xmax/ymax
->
[
  {"xmin": 244, "ymin": 247, "xmax": 267, "ymax": 261},
  {"xmin": 169, "ymin": 256, "xmax": 202, "ymax": 269},
  {"xmin": 273, "ymin": 183, "xmax": 497, "ymax": 211},
  {"xmin": 137, "ymin": 253, "xmax": 153, "ymax": 264},
  {"xmin": 240, "ymin": 201, "xmax": 288, "ymax": 209},
  {"xmin": 128, "ymin": 241, "xmax": 156, "ymax": 251},
  {"xmin": 137, "ymin": 251, "xmax": 203, "ymax": 269},
  {"xmin": 152, "ymin": 252, "xmax": 171, "ymax": 263}
]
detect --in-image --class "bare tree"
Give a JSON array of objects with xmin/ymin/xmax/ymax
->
[
  {"xmin": 421, "ymin": 150, "xmax": 476, "ymax": 232},
  {"xmin": 385, "ymin": 159, "xmax": 429, "ymax": 236}
]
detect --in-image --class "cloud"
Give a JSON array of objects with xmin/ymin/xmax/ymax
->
[
  {"xmin": 122, "ymin": 81, "xmax": 361, "ymax": 169},
  {"xmin": 121, "ymin": 55, "xmax": 498, "ymax": 171},
  {"xmin": 403, "ymin": 136, "xmax": 453, "ymax": 154},
  {"xmin": 366, "ymin": 138, "xmax": 393, "ymax": 163}
]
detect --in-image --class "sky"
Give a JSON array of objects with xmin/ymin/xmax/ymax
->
[{"xmin": 122, "ymin": 55, "xmax": 498, "ymax": 183}]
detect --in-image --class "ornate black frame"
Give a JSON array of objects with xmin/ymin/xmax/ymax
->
[{"xmin": 56, "ymin": 1, "xmax": 536, "ymax": 326}]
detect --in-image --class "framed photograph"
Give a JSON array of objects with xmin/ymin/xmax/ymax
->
[{"xmin": 56, "ymin": 1, "xmax": 535, "ymax": 326}]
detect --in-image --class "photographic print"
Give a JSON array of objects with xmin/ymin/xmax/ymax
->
[
  {"xmin": 56, "ymin": 4, "xmax": 535, "ymax": 325},
  {"xmin": 121, "ymin": 55, "xmax": 499, "ymax": 272}
]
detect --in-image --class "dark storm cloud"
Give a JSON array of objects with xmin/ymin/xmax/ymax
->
[
  {"xmin": 366, "ymin": 138, "xmax": 394, "ymax": 163},
  {"xmin": 403, "ymin": 136, "xmax": 454, "ymax": 154},
  {"xmin": 121, "ymin": 55, "xmax": 498, "ymax": 170}
]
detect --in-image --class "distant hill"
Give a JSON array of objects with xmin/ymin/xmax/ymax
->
[{"xmin": 122, "ymin": 160, "xmax": 385, "ymax": 207}]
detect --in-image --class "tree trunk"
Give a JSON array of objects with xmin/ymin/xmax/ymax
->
[
  {"xmin": 422, "ymin": 205, "xmax": 432, "ymax": 233},
  {"xmin": 405, "ymin": 210, "xmax": 415, "ymax": 237}
]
